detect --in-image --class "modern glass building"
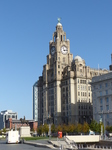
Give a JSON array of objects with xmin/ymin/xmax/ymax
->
[{"xmin": 33, "ymin": 81, "xmax": 38, "ymax": 121}]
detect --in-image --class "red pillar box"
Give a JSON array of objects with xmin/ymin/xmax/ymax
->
[{"xmin": 58, "ymin": 131, "xmax": 62, "ymax": 138}]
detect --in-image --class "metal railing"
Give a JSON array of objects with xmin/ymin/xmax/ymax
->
[{"xmin": 64, "ymin": 136, "xmax": 78, "ymax": 149}]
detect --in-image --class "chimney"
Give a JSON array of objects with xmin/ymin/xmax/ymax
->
[{"xmin": 109, "ymin": 54, "xmax": 112, "ymax": 71}]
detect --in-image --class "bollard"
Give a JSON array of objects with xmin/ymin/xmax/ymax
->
[
  {"xmin": 21, "ymin": 138, "xmax": 24, "ymax": 144},
  {"xmin": 61, "ymin": 145, "xmax": 63, "ymax": 150}
]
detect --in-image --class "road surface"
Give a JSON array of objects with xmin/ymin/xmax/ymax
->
[{"xmin": 0, "ymin": 140, "xmax": 52, "ymax": 150}]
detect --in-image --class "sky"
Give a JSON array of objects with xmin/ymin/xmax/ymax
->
[{"xmin": 0, "ymin": 0, "xmax": 112, "ymax": 120}]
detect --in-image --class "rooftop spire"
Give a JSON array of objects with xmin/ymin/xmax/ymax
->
[
  {"xmin": 111, "ymin": 54, "xmax": 112, "ymax": 65},
  {"xmin": 57, "ymin": 18, "xmax": 61, "ymax": 23},
  {"xmin": 57, "ymin": 18, "xmax": 62, "ymax": 27}
]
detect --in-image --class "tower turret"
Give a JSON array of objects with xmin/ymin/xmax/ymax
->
[{"xmin": 109, "ymin": 54, "xmax": 112, "ymax": 71}]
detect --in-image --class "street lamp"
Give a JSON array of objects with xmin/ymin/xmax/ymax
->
[
  {"xmin": 47, "ymin": 114, "xmax": 51, "ymax": 141},
  {"xmin": 99, "ymin": 115, "xmax": 103, "ymax": 139}
]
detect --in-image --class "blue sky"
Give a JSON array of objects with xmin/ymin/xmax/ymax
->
[{"xmin": 0, "ymin": 0, "xmax": 112, "ymax": 119}]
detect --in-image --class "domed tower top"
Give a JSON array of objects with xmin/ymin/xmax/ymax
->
[
  {"xmin": 56, "ymin": 18, "xmax": 63, "ymax": 31},
  {"xmin": 74, "ymin": 55, "xmax": 83, "ymax": 62}
]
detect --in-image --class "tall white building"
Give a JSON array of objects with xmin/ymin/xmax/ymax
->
[
  {"xmin": 91, "ymin": 59, "xmax": 112, "ymax": 128},
  {"xmin": 37, "ymin": 21, "xmax": 109, "ymax": 126},
  {"xmin": 33, "ymin": 81, "xmax": 38, "ymax": 121}
]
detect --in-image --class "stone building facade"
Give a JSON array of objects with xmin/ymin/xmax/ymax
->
[
  {"xmin": 37, "ymin": 21, "xmax": 109, "ymax": 126},
  {"xmin": 91, "ymin": 71, "xmax": 112, "ymax": 128}
]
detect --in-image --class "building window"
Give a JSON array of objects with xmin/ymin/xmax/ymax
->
[
  {"xmin": 89, "ymin": 93, "xmax": 90, "ymax": 97},
  {"xmin": 100, "ymin": 84, "xmax": 102, "ymax": 89},
  {"xmin": 107, "ymin": 114, "xmax": 109, "ymax": 119},
  {"xmin": 58, "ymin": 57, "xmax": 60, "ymax": 61},
  {"xmin": 78, "ymin": 92, "xmax": 80, "ymax": 96},
  {"xmin": 12, "ymin": 115, "xmax": 15, "ymax": 118},
  {"xmin": 63, "ymin": 57, "xmax": 65, "ymax": 62},
  {"xmin": 83, "ymin": 92, "xmax": 84, "ymax": 96},
  {"xmin": 106, "ymin": 90, "xmax": 108, "ymax": 95},
  {"xmin": 105, "ymin": 83, "xmax": 108, "ymax": 87},
  {"xmin": 100, "ymin": 98, "xmax": 102, "ymax": 104},
  {"xmin": 100, "ymin": 91, "xmax": 102, "ymax": 96},
  {"xmin": 80, "ymin": 69, "xmax": 82, "ymax": 72},
  {"xmin": 61, "ymin": 35, "xmax": 62, "ymax": 41},
  {"xmin": 88, "ymin": 86, "xmax": 91, "ymax": 91},
  {"xmin": 83, "ymin": 86, "xmax": 84, "ymax": 90},
  {"xmin": 106, "ymin": 105, "xmax": 109, "ymax": 111},
  {"xmin": 66, "ymin": 81, "xmax": 67, "ymax": 85},
  {"xmin": 78, "ymin": 85, "xmax": 80, "ymax": 90},
  {"xmin": 106, "ymin": 97, "xmax": 109, "ymax": 103},
  {"xmin": 63, "ymin": 88, "xmax": 65, "ymax": 92},
  {"xmin": 58, "ymin": 71, "xmax": 60, "ymax": 74},
  {"xmin": 100, "ymin": 106, "xmax": 103, "ymax": 111},
  {"xmin": 58, "ymin": 65, "xmax": 60, "ymax": 68}
]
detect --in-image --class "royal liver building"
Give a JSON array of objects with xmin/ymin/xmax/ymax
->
[{"xmin": 37, "ymin": 21, "xmax": 108, "ymax": 126}]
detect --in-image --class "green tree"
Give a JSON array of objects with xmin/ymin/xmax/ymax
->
[
  {"xmin": 110, "ymin": 126, "xmax": 112, "ymax": 132},
  {"xmin": 62, "ymin": 124, "xmax": 68, "ymax": 134},
  {"xmin": 89, "ymin": 120, "xmax": 98, "ymax": 132},
  {"xmin": 83, "ymin": 122, "xmax": 89, "ymax": 134},
  {"xmin": 37, "ymin": 125, "xmax": 43, "ymax": 135},
  {"xmin": 89, "ymin": 120, "xmax": 103, "ymax": 134},
  {"xmin": 56, "ymin": 125, "xmax": 62, "ymax": 132},
  {"xmin": 106, "ymin": 126, "xmax": 110, "ymax": 132},
  {"xmin": 3, "ymin": 128, "xmax": 6, "ymax": 133},
  {"xmin": 51, "ymin": 124, "xmax": 56, "ymax": 133},
  {"xmin": 67, "ymin": 124, "xmax": 75, "ymax": 133},
  {"xmin": 43, "ymin": 123, "xmax": 49, "ymax": 134},
  {"xmin": 106, "ymin": 126, "xmax": 112, "ymax": 132},
  {"xmin": 76, "ymin": 123, "xmax": 82, "ymax": 133}
]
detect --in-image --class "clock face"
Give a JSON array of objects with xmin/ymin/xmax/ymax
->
[
  {"xmin": 51, "ymin": 46, "xmax": 55, "ymax": 55},
  {"xmin": 61, "ymin": 46, "xmax": 68, "ymax": 54}
]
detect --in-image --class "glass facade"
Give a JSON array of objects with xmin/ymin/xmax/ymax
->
[{"xmin": 33, "ymin": 81, "xmax": 38, "ymax": 121}]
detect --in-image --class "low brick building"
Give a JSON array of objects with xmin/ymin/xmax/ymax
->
[{"xmin": 5, "ymin": 118, "xmax": 38, "ymax": 131}]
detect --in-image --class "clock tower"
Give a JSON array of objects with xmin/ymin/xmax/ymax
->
[{"xmin": 42, "ymin": 20, "xmax": 73, "ymax": 125}]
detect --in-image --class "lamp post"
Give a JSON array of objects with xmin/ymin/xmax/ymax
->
[
  {"xmin": 48, "ymin": 114, "xmax": 51, "ymax": 141},
  {"xmin": 99, "ymin": 116, "xmax": 103, "ymax": 139}
]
